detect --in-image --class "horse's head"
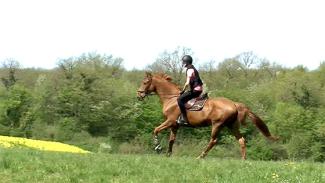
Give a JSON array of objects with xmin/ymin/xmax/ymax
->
[{"xmin": 137, "ymin": 72, "xmax": 155, "ymax": 100}]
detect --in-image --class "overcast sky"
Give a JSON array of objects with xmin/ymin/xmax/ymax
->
[{"xmin": 0, "ymin": 0, "xmax": 324, "ymax": 70}]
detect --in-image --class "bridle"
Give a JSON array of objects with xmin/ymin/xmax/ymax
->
[
  {"xmin": 137, "ymin": 77, "xmax": 153, "ymax": 100},
  {"xmin": 137, "ymin": 90, "xmax": 179, "ymax": 100},
  {"xmin": 137, "ymin": 89, "xmax": 153, "ymax": 100},
  {"xmin": 137, "ymin": 79, "xmax": 179, "ymax": 100}
]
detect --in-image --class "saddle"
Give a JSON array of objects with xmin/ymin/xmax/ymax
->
[{"xmin": 185, "ymin": 93, "xmax": 209, "ymax": 111}]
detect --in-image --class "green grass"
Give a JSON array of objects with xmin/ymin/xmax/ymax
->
[{"xmin": 0, "ymin": 147, "xmax": 324, "ymax": 183}]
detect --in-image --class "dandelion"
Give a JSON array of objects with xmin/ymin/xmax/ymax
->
[
  {"xmin": 284, "ymin": 162, "xmax": 295, "ymax": 166},
  {"xmin": 272, "ymin": 172, "xmax": 280, "ymax": 179},
  {"xmin": 0, "ymin": 141, "xmax": 12, "ymax": 148},
  {"xmin": 0, "ymin": 135, "xmax": 90, "ymax": 154}
]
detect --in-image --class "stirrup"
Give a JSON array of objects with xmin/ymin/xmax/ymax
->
[{"xmin": 177, "ymin": 115, "xmax": 189, "ymax": 126}]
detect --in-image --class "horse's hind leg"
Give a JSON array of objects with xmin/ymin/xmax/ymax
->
[
  {"xmin": 229, "ymin": 121, "xmax": 246, "ymax": 160},
  {"xmin": 167, "ymin": 126, "xmax": 179, "ymax": 157},
  {"xmin": 197, "ymin": 121, "xmax": 223, "ymax": 159}
]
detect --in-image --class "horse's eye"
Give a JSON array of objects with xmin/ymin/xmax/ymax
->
[{"xmin": 143, "ymin": 79, "xmax": 150, "ymax": 84}]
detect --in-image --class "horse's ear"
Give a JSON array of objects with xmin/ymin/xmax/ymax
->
[{"xmin": 145, "ymin": 72, "xmax": 152, "ymax": 78}]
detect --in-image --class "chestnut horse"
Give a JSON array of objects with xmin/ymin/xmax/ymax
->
[{"xmin": 137, "ymin": 72, "xmax": 278, "ymax": 159}]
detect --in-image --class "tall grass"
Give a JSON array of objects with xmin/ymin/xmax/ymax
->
[{"xmin": 0, "ymin": 147, "xmax": 324, "ymax": 183}]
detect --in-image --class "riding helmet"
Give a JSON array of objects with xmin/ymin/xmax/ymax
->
[{"xmin": 182, "ymin": 55, "xmax": 193, "ymax": 66}]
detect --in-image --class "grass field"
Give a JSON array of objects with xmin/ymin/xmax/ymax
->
[{"xmin": 0, "ymin": 147, "xmax": 324, "ymax": 183}]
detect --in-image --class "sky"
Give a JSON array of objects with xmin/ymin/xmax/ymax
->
[{"xmin": 0, "ymin": 0, "xmax": 324, "ymax": 70}]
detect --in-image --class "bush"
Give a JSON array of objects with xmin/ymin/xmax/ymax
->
[
  {"xmin": 286, "ymin": 133, "xmax": 313, "ymax": 160},
  {"xmin": 31, "ymin": 120, "xmax": 58, "ymax": 140},
  {"xmin": 9, "ymin": 129, "xmax": 26, "ymax": 138},
  {"xmin": 0, "ymin": 124, "xmax": 10, "ymax": 136},
  {"xmin": 56, "ymin": 117, "xmax": 78, "ymax": 141},
  {"xmin": 246, "ymin": 137, "xmax": 286, "ymax": 161},
  {"xmin": 272, "ymin": 103, "xmax": 317, "ymax": 142},
  {"xmin": 310, "ymin": 142, "xmax": 325, "ymax": 162}
]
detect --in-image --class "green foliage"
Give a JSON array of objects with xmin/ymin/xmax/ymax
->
[
  {"xmin": 56, "ymin": 117, "xmax": 79, "ymax": 141},
  {"xmin": 272, "ymin": 103, "xmax": 317, "ymax": 141},
  {"xmin": 31, "ymin": 120, "xmax": 58, "ymax": 140},
  {"xmin": 247, "ymin": 137, "xmax": 280, "ymax": 161},
  {"xmin": 0, "ymin": 84, "xmax": 34, "ymax": 137},
  {"xmin": 135, "ymin": 97, "xmax": 164, "ymax": 135},
  {"xmin": 1, "ymin": 52, "xmax": 325, "ymax": 162},
  {"xmin": 0, "ymin": 59, "xmax": 19, "ymax": 89},
  {"xmin": 310, "ymin": 142, "xmax": 325, "ymax": 162},
  {"xmin": 1, "ymin": 86, "xmax": 33, "ymax": 127},
  {"xmin": 286, "ymin": 133, "xmax": 313, "ymax": 160},
  {"xmin": 0, "ymin": 124, "xmax": 10, "ymax": 136}
]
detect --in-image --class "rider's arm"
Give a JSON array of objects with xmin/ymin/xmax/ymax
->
[
  {"xmin": 181, "ymin": 78, "xmax": 190, "ymax": 92},
  {"xmin": 181, "ymin": 69, "xmax": 194, "ymax": 93}
]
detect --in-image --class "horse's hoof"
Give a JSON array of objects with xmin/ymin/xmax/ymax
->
[
  {"xmin": 154, "ymin": 144, "xmax": 162, "ymax": 154},
  {"xmin": 166, "ymin": 152, "xmax": 172, "ymax": 157},
  {"xmin": 196, "ymin": 152, "xmax": 206, "ymax": 159},
  {"xmin": 268, "ymin": 136, "xmax": 280, "ymax": 141}
]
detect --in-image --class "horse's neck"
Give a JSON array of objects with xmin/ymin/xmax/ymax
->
[{"xmin": 153, "ymin": 78, "xmax": 179, "ymax": 104}]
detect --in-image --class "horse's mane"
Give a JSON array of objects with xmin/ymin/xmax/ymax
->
[
  {"xmin": 153, "ymin": 73, "xmax": 180, "ymax": 89},
  {"xmin": 155, "ymin": 73, "xmax": 172, "ymax": 81}
]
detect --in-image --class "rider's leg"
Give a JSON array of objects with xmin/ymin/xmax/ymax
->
[
  {"xmin": 177, "ymin": 90, "xmax": 202, "ymax": 124},
  {"xmin": 177, "ymin": 91, "xmax": 192, "ymax": 124}
]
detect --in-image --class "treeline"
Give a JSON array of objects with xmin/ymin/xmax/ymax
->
[{"xmin": 0, "ymin": 49, "xmax": 324, "ymax": 161}]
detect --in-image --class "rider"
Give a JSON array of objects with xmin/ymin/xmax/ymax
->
[{"xmin": 177, "ymin": 55, "xmax": 203, "ymax": 125}]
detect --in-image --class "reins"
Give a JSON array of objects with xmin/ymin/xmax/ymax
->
[
  {"xmin": 151, "ymin": 93, "xmax": 179, "ymax": 99},
  {"xmin": 137, "ymin": 90, "xmax": 179, "ymax": 99}
]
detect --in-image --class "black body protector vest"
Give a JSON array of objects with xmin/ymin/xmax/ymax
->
[{"xmin": 186, "ymin": 65, "xmax": 203, "ymax": 91}]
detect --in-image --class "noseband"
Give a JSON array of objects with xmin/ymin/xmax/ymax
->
[{"xmin": 137, "ymin": 90, "xmax": 149, "ymax": 95}]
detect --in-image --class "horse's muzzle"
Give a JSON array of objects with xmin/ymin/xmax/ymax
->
[
  {"xmin": 137, "ymin": 95, "xmax": 145, "ymax": 101},
  {"xmin": 137, "ymin": 91, "xmax": 146, "ymax": 101}
]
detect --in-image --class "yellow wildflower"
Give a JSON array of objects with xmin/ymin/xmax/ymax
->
[{"xmin": 0, "ymin": 135, "xmax": 90, "ymax": 154}]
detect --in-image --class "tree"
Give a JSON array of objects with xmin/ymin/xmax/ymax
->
[
  {"xmin": 146, "ymin": 46, "xmax": 194, "ymax": 85},
  {"xmin": 257, "ymin": 59, "xmax": 282, "ymax": 79},
  {"xmin": 1, "ymin": 59, "xmax": 20, "ymax": 89},
  {"xmin": 235, "ymin": 51, "xmax": 258, "ymax": 78}
]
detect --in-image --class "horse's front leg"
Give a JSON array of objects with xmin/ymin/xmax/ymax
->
[{"xmin": 153, "ymin": 120, "xmax": 173, "ymax": 154}]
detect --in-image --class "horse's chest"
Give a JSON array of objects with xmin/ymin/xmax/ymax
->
[{"xmin": 162, "ymin": 104, "xmax": 178, "ymax": 116}]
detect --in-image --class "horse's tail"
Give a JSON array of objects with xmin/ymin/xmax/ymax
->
[{"xmin": 235, "ymin": 102, "xmax": 279, "ymax": 141}]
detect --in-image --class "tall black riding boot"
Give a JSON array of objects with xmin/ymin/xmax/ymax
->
[{"xmin": 177, "ymin": 113, "xmax": 189, "ymax": 126}]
